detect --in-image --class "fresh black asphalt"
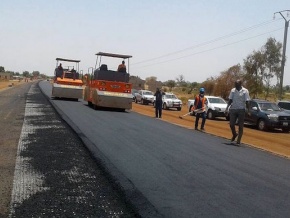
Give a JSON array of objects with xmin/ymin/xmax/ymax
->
[
  {"xmin": 38, "ymin": 80, "xmax": 290, "ymax": 218},
  {"xmin": 9, "ymin": 82, "xmax": 138, "ymax": 217}
]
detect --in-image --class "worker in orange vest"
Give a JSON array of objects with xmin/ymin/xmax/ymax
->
[{"xmin": 191, "ymin": 88, "xmax": 207, "ymax": 131}]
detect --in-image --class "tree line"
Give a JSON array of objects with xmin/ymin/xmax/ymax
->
[
  {"xmin": 0, "ymin": 66, "xmax": 46, "ymax": 79},
  {"xmin": 130, "ymin": 37, "xmax": 289, "ymax": 100}
]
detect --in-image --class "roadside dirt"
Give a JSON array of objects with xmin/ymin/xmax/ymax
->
[{"xmin": 131, "ymin": 102, "xmax": 290, "ymax": 159}]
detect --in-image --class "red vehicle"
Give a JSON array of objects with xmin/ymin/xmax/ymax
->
[{"xmin": 84, "ymin": 52, "xmax": 133, "ymax": 111}]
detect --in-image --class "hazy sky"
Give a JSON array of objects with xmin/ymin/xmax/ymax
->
[{"xmin": 1, "ymin": 0, "xmax": 289, "ymax": 84}]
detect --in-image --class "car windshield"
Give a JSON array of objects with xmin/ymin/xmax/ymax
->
[
  {"xmin": 144, "ymin": 91, "xmax": 153, "ymax": 95},
  {"xmin": 165, "ymin": 95, "xmax": 177, "ymax": 99},
  {"xmin": 208, "ymin": 98, "xmax": 226, "ymax": 104},
  {"xmin": 258, "ymin": 102, "xmax": 281, "ymax": 111},
  {"xmin": 132, "ymin": 89, "xmax": 138, "ymax": 94},
  {"xmin": 278, "ymin": 102, "xmax": 290, "ymax": 110}
]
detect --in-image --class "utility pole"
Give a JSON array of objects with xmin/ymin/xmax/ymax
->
[{"xmin": 274, "ymin": 10, "xmax": 290, "ymax": 100}]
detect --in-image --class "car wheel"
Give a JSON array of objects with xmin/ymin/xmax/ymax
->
[
  {"xmin": 177, "ymin": 107, "xmax": 181, "ymax": 111},
  {"xmin": 153, "ymin": 101, "xmax": 155, "ymax": 107},
  {"xmin": 163, "ymin": 103, "xmax": 167, "ymax": 110},
  {"xmin": 257, "ymin": 119, "xmax": 267, "ymax": 131},
  {"xmin": 141, "ymin": 99, "xmax": 144, "ymax": 105},
  {"xmin": 207, "ymin": 110, "xmax": 215, "ymax": 120},
  {"xmin": 135, "ymin": 98, "xmax": 138, "ymax": 103}
]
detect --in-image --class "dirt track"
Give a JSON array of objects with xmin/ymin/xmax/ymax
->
[{"xmin": 131, "ymin": 102, "xmax": 290, "ymax": 159}]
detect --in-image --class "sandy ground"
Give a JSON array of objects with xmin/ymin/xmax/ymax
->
[
  {"xmin": 131, "ymin": 102, "xmax": 290, "ymax": 159},
  {"xmin": 0, "ymin": 80, "xmax": 26, "ymax": 90}
]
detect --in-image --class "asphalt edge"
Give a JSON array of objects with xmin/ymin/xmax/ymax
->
[{"xmin": 38, "ymin": 81, "xmax": 162, "ymax": 218}]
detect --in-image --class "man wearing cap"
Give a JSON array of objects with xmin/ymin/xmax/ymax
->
[{"xmin": 192, "ymin": 88, "xmax": 207, "ymax": 131}]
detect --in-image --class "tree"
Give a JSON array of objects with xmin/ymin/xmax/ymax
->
[
  {"xmin": 32, "ymin": 71, "xmax": 40, "ymax": 78},
  {"xmin": 0, "ymin": 66, "xmax": 4, "ymax": 72},
  {"xmin": 201, "ymin": 77, "xmax": 216, "ymax": 96},
  {"xmin": 165, "ymin": 80, "xmax": 176, "ymax": 92},
  {"xmin": 145, "ymin": 76, "xmax": 158, "ymax": 91},
  {"xmin": 243, "ymin": 51, "xmax": 265, "ymax": 98},
  {"xmin": 175, "ymin": 74, "xmax": 187, "ymax": 87},
  {"xmin": 187, "ymin": 81, "xmax": 199, "ymax": 94},
  {"xmin": 23, "ymin": 71, "xmax": 30, "ymax": 78},
  {"xmin": 263, "ymin": 37, "xmax": 282, "ymax": 97},
  {"xmin": 213, "ymin": 64, "xmax": 243, "ymax": 99}
]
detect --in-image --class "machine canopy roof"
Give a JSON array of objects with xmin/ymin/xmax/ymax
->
[
  {"xmin": 95, "ymin": 52, "xmax": 132, "ymax": 59},
  {"xmin": 56, "ymin": 58, "xmax": 81, "ymax": 63}
]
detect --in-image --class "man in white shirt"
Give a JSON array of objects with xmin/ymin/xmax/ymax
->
[{"xmin": 225, "ymin": 80, "xmax": 250, "ymax": 145}]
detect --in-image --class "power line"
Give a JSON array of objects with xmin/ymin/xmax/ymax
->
[
  {"xmin": 132, "ymin": 18, "xmax": 282, "ymax": 66},
  {"xmin": 132, "ymin": 27, "xmax": 284, "ymax": 69}
]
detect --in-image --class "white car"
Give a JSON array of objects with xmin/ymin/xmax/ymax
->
[
  {"xmin": 155, "ymin": 92, "xmax": 182, "ymax": 111},
  {"xmin": 135, "ymin": 90, "xmax": 154, "ymax": 105},
  {"xmin": 187, "ymin": 95, "xmax": 229, "ymax": 120}
]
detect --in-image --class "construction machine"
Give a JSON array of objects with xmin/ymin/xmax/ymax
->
[
  {"xmin": 84, "ymin": 52, "xmax": 133, "ymax": 111},
  {"xmin": 52, "ymin": 58, "xmax": 84, "ymax": 100}
]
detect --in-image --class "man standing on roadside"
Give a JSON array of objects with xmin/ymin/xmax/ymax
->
[
  {"xmin": 225, "ymin": 79, "xmax": 250, "ymax": 145},
  {"xmin": 192, "ymin": 87, "xmax": 207, "ymax": 131},
  {"xmin": 154, "ymin": 88, "xmax": 163, "ymax": 118}
]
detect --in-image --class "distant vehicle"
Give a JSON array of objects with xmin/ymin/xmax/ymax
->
[
  {"xmin": 135, "ymin": 90, "xmax": 154, "ymax": 105},
  {"xmin": 83, "ymin": 52, "xmax": 133, "ymax": 111},
  {"xmin": 277, "ymin": 101, "xmax": 290, "ymax": 114},
  {"xmin": 52, "ymin": 58, "xmax": 84, "ymax": 100},
  {"xmin": 131, "ymin": 89, "xmax": 139, "ymax": 101},
  {"xmin": 187, "ymin": 95, "xmax": 229, "ymax": 120},
  {"xmin": 153, "ymin": 92, "xmax": 182, "ymax": 111},
  {"xmin": 245, "ymin": 99, "xmax": 290, "ymax": 132}
]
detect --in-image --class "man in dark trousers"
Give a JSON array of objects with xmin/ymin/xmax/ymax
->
[
  {"xmin": 192, "ymin": 88, "xmax": 207, "ymax": 131},
  {"xmin": 154, "ymin": 88, "xmax": 163, "ymax": 118},
  {"xmin": 225, "ymin": 79, "xmax": 250, "ymax": 145}
]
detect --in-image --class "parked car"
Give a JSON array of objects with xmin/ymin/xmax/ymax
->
[
  {"xmin": 277, "ymin": 100, "xmax": 290, "ymax": 114},
  {"xmin": 245, "ymin": 99, "xmax": 290, "ymax": 132},
  {"xmin": 187, "ymin": 96, "xmax": 229, "ymax": 120},
  {"xmin": 131, "ymin": 89, "xmax": 139, "ymax": 101},
  {"xmin": 153, "ymin": 92, "xmax": 182, "ymax": 111},
  {"xmin": 135, "ymin": 90, "xmax": 154, "ymax": 105}
]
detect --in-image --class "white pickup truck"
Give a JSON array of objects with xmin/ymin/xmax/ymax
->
[{"xmin": 187, "ymin": 95, "xmax": 229, "ymax": 120}]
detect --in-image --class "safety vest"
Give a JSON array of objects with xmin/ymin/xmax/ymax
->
[{"xmin": 193, "ymin": 95, "xmax": 206, "ymax": 111}]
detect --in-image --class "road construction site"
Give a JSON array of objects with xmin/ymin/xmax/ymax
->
[{"xmin": 1, "ymin": 80, "xmax": 290, "ymax": 217}]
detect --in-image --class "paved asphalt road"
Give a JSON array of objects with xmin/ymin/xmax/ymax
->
[
  {"xmin": 5, "ymin": 82, "xmax": 137, "ymax": 218},
  {"xmin": 40, "ymin": 81, "xmax": 290, "ymax": 218}
]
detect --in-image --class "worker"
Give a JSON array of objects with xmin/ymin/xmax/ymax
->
[
  {"xmin": 55, "ymin": 63, "xmax": 63, "ymax": 80},
  {"xmin": 192, "ymin": 87, "xmax": 207, "ymax": 131},
  {"xmin": 154, "ymin": 88, "xmax": 163, "ymax": 118},
  {"xmin": 117, "ymin": 60, "xmax": 126, "ymax": 72}
]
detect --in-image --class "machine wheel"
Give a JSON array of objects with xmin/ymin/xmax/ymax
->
[
  {"xmin": 207, "ymin": 110, "xmax": 215, "ymax": 120},
  {"xmin": 257, "ymin": 119, "xmax": 267, "ymax": 131},
  {"xmin": 163, "ymin": 103, "xmax": 168, "ymax": 110}
]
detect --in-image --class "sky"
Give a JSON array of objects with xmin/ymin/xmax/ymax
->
[{"xmin": 1, "ymin": 0, "xmax": 290, "ymax": 85}]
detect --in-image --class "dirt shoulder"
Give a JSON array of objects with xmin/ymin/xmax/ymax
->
[{"xmin": 131, "ymin": 103, "xmax": 290, "ymax": 159}]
